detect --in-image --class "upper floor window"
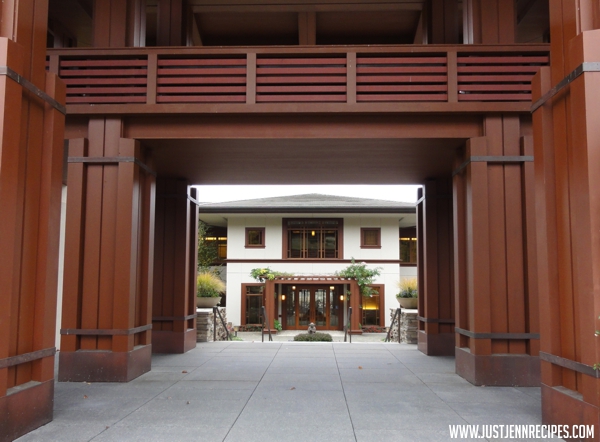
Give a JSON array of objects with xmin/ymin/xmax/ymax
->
[
  {"xmin": 246, "ymin": 227, "xmax": 265, "ymax": 248},
  {"xmin": 361, "ymin": 228, "xmax": 381, "ymax": 248},
  {"xmin": 283, "ymin": 218, "xmax": 343, "ymax": 259},
  {"xmin": 201, "ymin": 224, "xmax": 227, "ymax": 262}
]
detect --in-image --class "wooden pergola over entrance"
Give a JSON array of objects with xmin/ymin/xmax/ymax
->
[{"xmin": 263, "ymin": 276, "xmax": 362, "ymax": 334}]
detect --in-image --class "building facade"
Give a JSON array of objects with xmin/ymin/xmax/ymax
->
[{"xmin": 198, "ymin": 194, "xmax": 417, "ymax": 331}]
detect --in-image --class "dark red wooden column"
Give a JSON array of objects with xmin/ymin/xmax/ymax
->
[
  {"xmin": 428, "ymin": 0, "xmax": 460, "ymax": 44},
  {"xmin": 463, "ymin": 0, "xmax": 516, "ymax": 44},
  {"xmin": 453, "ymin": 116, "xmax": 540, "ymax": 386},
  {"xmin": 0, "ymin": 1, "xmax": 66, "ymax": 440},
  {"xmin": 157, "ymin": 0, "xmax": 187, "ymax": 46},
  {"xmin": 59, "ymin": 119, "xmax": 155, "ymax": 382},
  {"xmin": 349, "ymin": 280, "xmax": 362, "ymax": 335},
  {"xmin": 531, "ymin": 0, "xmax": 600, "ymax": 432},
  {"xmin": 417, "ymin": 179, "xmax": 455, "ymax": 356},
  {"xmin": 93, "ymin": 0, "xmax": 146, "ymax": 47},
  {"xmin": 152, "ymin": 178, "xmax": 198, "ymax": 353},
  {"xmin": 264, "ymin": 280, "xmax": 276, "ymax": 334}
]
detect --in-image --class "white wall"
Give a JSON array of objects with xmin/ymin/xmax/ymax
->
[{"xmin": 225, "ymin": 213, "xmax": 411, "ymax": 327}]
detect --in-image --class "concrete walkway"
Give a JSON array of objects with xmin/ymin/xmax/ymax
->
[{"xmin": 17, "ymin": 342, "xmax": 552, "ymax": 442}]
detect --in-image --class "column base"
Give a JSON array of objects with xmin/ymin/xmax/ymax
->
[
  {"xmin": 152, "ymin": 329, "xmax": 196, "ymax": 354},
  {"xmin": 58, "ymin": 344, "xmax": 151, "ymax": 382},
  {"xmin": 455, "ymin": 347, "xmax": 540, "ymax": 386},
  {"xmin": 542, "ymin": 385, "xmax": 599, "ymax": 441},
  {"xmin": 418, "ymin": 331, "xmax": 455, "ymax": 356},
  {"xmin": 0, "ymin": 380, "xmax": 54, "ymax": 442}
]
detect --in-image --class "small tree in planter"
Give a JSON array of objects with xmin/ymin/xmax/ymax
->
[
  {"xmin": 197, "ymin": 271, "xmax": 225, "ymax": 308},
  {"xmin": 335, "ymin": 259, "xmax": 382, "ymax": 297}
]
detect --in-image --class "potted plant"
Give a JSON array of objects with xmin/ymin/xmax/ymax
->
[
  {"xmin": 396, "ymin": 277, "xmax": 418, "ymax": 309},
  {"xmin": 197, "ymin": 271, "xmax": 226, "ymax": 308}
]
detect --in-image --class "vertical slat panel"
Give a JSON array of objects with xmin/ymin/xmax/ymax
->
[
  {"xmin": 31, "ymin": 71, "xmax": 65, "ymax": 381},
  {"xmin": 97, "ymin": 119, "xmax": 120, "ymax": 351},
  {"xmin": 447, "ymin": 51, "xmax": 458, "ymax": 102},
  {"xmin": 60, "ymin": 139, "xmax": 88, "ymax": 354},
  {"xmin": 173, "ymin": 181, "xmax": 189, "ymax": 334},
  {"xmin": 112, "ymin": 139, "xmax": 139, "ymax": 353},
  {"xmin": 485, "ymin": 116, "xmax": 508, "ymax": 355},
  {"xmin": 346, "ymin": 52, "xmax": 356, "ymax": 105},
  {"xmin": 521, "ymin": 135, "xmax": 539, "ymax": 357},
  {"xmin": 80, "ymin": 119, "xmax": 105, "ymax": 351},
  {"xmin": 246, "ymin": 53, "xmax": 256, "ymax": 105},
  {"xmin": 453, "ymin": 152, "xmax": 468, "ymax": 349},
  {"xmin": 502, "ymin": 116, "xmax": 526, "ymax": 356},
  {"xmin": 466, "ymin": 137, "xmax": 492, "ymax": 356},
  {"xmin": 147, "ymin": 53, "xmax": 157, "ymax": 104}
]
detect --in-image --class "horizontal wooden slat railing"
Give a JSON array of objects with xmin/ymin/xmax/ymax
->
[{"xmin": 46, "ymin": 45, "xmax": 549, "ymax": 113}]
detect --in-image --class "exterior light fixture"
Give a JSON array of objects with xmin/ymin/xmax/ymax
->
[
  {"xmin": 292, "ymin": 285, "xmax": 296, "ymax": 290},
  {"xmin": 311, "ymin": 230, "xmax": 315, "ymax": 236},
  {"xmin": 329, "ymin": 286, "xmax": 335, "ymax": 290},
  {"xmin": 281, "ymin": 294, "xmax": 286, "ymax": 301},
  {"xmin": 340, "ymin": 295, "xmax": 344, "ymax": 301}
]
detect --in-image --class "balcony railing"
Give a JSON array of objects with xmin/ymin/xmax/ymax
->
[{"xmin": 46, "ymin": 45, "xmax": 549, "ymax": 113}]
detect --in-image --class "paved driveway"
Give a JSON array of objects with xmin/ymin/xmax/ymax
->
[{"xmin": 17, "ymin": 342, "xmax": 549, "ymax": 442}]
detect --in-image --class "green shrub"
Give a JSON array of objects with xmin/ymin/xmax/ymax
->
[{"xmin": 293, "ymin": 332, "xmax": 333, "ymax": 342}]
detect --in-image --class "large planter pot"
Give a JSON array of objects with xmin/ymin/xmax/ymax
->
[
  {"xmin": 196, "ymin": 296, "xmax": 221, "ymax": 308},
  {"xmin": 397, "ymin": 297, "xmax": 418, "ymax": 309}
]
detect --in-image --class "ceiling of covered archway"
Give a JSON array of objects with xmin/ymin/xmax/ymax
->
[{"xmin": 142, "ymin": 137, "xmax": 464, "ymax": 185}]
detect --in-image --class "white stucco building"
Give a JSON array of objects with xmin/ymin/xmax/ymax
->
[{"xmin": 197, "ymin": 194, "xmax": 417, "ymax": 330}]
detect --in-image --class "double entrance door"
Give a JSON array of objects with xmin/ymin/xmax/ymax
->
[{"xmin": 282, "ymin": 284, "xmax": 343, "ymax": 331}]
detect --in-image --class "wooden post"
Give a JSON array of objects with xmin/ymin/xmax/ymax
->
[
  {"xmin": 0, "ymin": 0, "xmax": 66, "ymax": 437},
  {"xmin": 264, "ymin": 280, "xmax": 276, "ymax": 333},
  {"xmin": 531, "ymin": 7, "xmax": 600, "ymax": 430},
  {"xmin": 350, "ymin": 280, "xmax": 362, "ymax": 334},
  {"xmin": 59, "ymin": 120, "xmax": 155, "ymax": 382},
  {"xmin": 453, "ymin": 125, "xmax": 540, "ymax": 387},
  {"xmin": 418, "ymin": 178, "xmax": 455, "ymax": 356},
  {"xmin": 463, "ymin": 0, "xmax": 515, "ymax": 44},
  {"xmin": 152, "ymin": 178, "xmax": 197, "ymax": 354}
]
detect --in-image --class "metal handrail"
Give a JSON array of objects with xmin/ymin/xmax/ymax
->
[
  {"xmin": 344, "ymin": 306, "xmax": 352, "ymax": 343},
  {"xmin": 385, "ymin": 308, "xmax": 401, "ymax": 343},
  {"xmin": 212, "ymin": 306, "xmax": 231, "ymax": 341},
  {"xmin": 261, "ymin": 306, "xmax": 273, "ymax": 342}
]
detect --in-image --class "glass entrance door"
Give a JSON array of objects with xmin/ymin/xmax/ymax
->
[{"xmin": 283, "ymin": 285, "xmax": 342, "ymax": 330}]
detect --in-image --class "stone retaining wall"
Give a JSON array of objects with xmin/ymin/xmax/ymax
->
[
  {"xmin": 388, "ymin": 308, "xmax": 418, "ymax": 344},
  {"xmin": 196, "ymin": 308, "xmax": 228, "ymax": 342}
]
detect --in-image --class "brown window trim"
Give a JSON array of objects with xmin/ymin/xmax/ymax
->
[
  {"xmin": 241, "ymin": 283, "xmax": 265, "ymax": 326},
  {"xmin": 360, "ymin": 227, "xmax": 381, "ymax": 249},
  {"xmin": 360, "ymin": 284, "xmax": 385, "ymax": 327},
  {"xmin": 245, "ymin": 227, "xmax": 265, "ymax": 248},
  {"xmin": 282, "ymin": 218, "xmax": 344, "ymax": 260}
]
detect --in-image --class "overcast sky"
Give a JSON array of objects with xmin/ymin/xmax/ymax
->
[{"xmin": 194, "ymin": 185, "xmax": 421, "ymax": 204}]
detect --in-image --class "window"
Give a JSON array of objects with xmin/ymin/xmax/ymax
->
[
  {"xmin": 283, "ymin": 219, "xmax": 343, "ymax": 259},
  {"xmin": 245, "ymin": 227, "xmax": 265, "ymax": 248},
  {"xmin": 241, "ymin": 284, "xmax": 264, "ymax": 325},
  {"xmin": 400, "ymin": 237, "xmax": 417, "ymax": 263},
  {"xmin": 361, "ymin": 284, "xmax": 385, "ymax": 327},
  {"xmin": 204, "ymin": 226, "xmax": 227, "ymax": 261},
  {"xmin": 361, "ymin": 228, "xmax": 381, "ymax": 248}
]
